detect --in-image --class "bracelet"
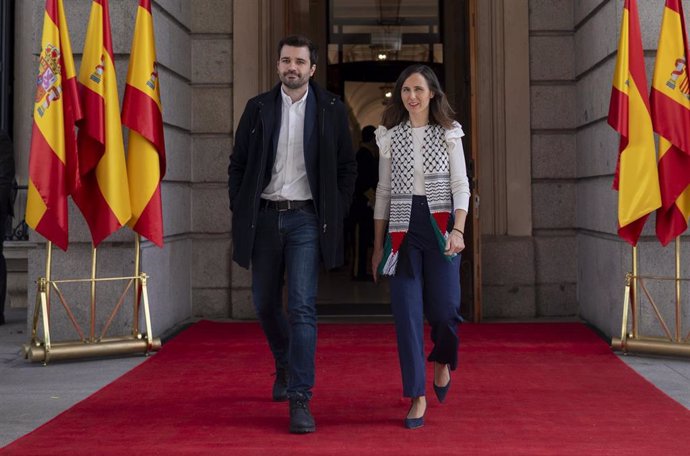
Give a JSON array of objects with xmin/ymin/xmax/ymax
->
[{"xmin": 452, "ymin": 228, "xmax": 464, "ymax": 236}]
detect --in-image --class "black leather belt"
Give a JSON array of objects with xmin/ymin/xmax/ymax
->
[{"xmin": 260, "ymin": 199, "xmax": 312, "ymax": 211}]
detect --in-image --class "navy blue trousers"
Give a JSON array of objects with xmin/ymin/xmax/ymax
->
[{"xmin": 389, "ymin": 196, "xmax": 461, "ymax": 398}]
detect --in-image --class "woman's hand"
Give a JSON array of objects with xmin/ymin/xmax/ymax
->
[
  {"xmin": 444, "ymin": 230, "xmax": 465, "ymax": 256},
  {"xmin": 371, "ymin": 246, "xmax": 384, "ymax": 283}
]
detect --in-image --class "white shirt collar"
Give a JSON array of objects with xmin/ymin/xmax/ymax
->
[{"xmin": 281, "ymin": 84, "xmax": 309, "ymax": 106}]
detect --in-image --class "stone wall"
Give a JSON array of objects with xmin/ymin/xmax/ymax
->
[{"xmin": 575, "ymin": 0, "xmax": 623, "ymax": 336}]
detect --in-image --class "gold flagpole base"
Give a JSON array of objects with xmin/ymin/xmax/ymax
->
[
  {"xmin": 28, "ymin": 238, "xmax": 162, "ymax": 364},
  {"xmin": 611, "ymin": 336, "xmax": 690, "ymax": 357},
  {"xmin": 612, "ymin": 243, "xmax": 690, "ymax": 360},
  {"xmin": 23, "ymin": 336, "xmax": 161, "ymax": 363}
]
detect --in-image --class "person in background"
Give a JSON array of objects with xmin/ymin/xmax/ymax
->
[
  {"xmin": 0, "ymin": 132, "xmax": 15, "ymax": 326},
  {"xmin": 350, "ymin": 125, "xmax": 378, "ymax": 280},
  {"xmin": 372, "ymin": 64, "xmax": 470, "ymax": 429},
  {"xmin": 228, "ymin": 35, "xmax": 356, "ymax": 434}
]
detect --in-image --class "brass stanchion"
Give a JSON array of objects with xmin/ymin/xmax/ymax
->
[
  {"xmin": 611, "ymin": 273, "xmax": 632, "ymax": 352},
  {"xmin": 141, "ymin": 272, "xmax": 154, "ymax": 352},
  {"xmin": 24, "ymin": 238, "xmax": 162, "ymax": 364},
  {"xmin": 26, "ymin": 242, "xmax": 54, "ymax": 364},
  {"xmin": 612, "ymin": 242, "xmax": 690, "ymax": 357},
  {"xmin": 38, "ymin": 277, "xmax": 51, "ymax": 364}
]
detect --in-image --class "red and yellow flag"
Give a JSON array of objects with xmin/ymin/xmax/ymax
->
[
  {"xmin": 651, "ymin": 0, "xmax": 690, "ymax": 246},
  {"xmin": 72, "ymin": 0, "xmax": 131, "ymax": 247},
  {"xmin": 122, "ymin": 0, "xmax": 166, "ymax": 247},
  {"xmin": 608, "ymin": 0, "xmax": 661, "ymax": 246},
  {"xmin": 25, "ymin": 0, "xmax": 82, "ymax": 251}
]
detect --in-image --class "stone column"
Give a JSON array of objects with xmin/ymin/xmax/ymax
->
[
  {"xmin": 476, "ymin": 0, "xmax": 537, "ymax": 318},
  {"xmin": 529, "ymin": 0, "xmax": 577, "ymax": 318},
  {"xmin": 190, "ymin": 0, "xmax": 234, "ymax": 318}
]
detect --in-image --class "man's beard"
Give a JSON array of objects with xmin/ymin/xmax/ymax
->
[{"xmin": 280, "ymin": 71, "xmax": 309, "ymax": 90}]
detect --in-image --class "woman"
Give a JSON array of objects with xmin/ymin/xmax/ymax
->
[{"xmin": 372, "ymin": 65, "xmax": 470, "ymax": 429}]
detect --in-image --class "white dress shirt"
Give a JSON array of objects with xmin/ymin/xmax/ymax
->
[{"xmin": 261, "ymin": 86, "xmax": 313, "ymax": 201}]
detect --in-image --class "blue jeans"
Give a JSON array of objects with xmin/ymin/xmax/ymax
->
[{"xmin": 251, "ymin": 204, "xmax": 320, "ymax": 400}]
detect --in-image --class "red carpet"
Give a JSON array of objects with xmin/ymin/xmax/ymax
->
[{"xmin": 3, "ymin": 321, "xmax": 690, "ymax": 455}]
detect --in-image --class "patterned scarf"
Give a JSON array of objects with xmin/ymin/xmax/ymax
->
[{"xmin": 379, "ymin": 121, "xmax": 452, "ymax": 275}]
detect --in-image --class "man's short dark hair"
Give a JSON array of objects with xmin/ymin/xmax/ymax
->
[
  {"xmin": 278, "ymin": 35, "xmax": 318, "ymax": 66},
  {"xmin": 361, "ymin": 125, "xmax": 376, "ymax": 143}
]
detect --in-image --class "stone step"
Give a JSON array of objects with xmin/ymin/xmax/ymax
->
[
  {"xmin": 4, "ymin": 241, "xmax": 28, "ymax": 309},
  {"xmin": 316, "ymin": 302, "xmax": 391, "ymax": 317}
]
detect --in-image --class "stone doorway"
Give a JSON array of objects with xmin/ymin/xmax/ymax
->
[{"xmin": 232, "ymin": 0, "xmax": 481, "ymax": 321}]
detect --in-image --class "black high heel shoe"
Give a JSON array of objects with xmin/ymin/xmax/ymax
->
[
  {"xmin": 404, "ymin": 400, "xmax": 426, "ymax": 429},
  {"xmin": 433, "ymin": 364, "xmax": 451, "ymax": 403}
]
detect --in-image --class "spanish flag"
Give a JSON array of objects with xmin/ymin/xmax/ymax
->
[
  {"xmin": 72, "ymin": 0, "xmax": 131, "ymax": 247},
  {"xmin": 25, "ymin": 0, "xmax": 82, "ymax": 251},
  {"xmin": 651, "ymin": 0, "xmax": 690, "ymax": 246},
  {"xmin": 608, "ymin": 0, "xmax": 661, "ymax": 246},
  {"xmin": 122, "ymin": 0, "xmax": 166, "ymax": 247}
]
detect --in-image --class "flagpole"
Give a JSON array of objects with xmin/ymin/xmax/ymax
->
[
  {"xmin": 90, "ymin": 243, "xmax": 97, "ymax": 342},
  {"xmin": 30, "ymin": 241, "xmax": 54, "ymax": 355},
  {"xmin": 620, "ymin": 273, "xmax": 631, "ymax": 344},
  {"xmin": 675, "ymin": 237, "xmax": 681, "ymax": 342},
  {"xmin": 133, "ymin": 234, "xmax": 141, "ymax": 336},
  {"xmin": 632, "ymin": 245, "xmax": 638, "ymax": 338},
  {"xmin": 45, "ymin": 240, "xmax": 53, "ymax": 315},
  {"xmin": 45, "ymin": 241, "xmax": 53, "ymax": 353}
]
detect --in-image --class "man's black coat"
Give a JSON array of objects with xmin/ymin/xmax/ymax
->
[{"xmin": 228, "ymin": 81, "xmax": 357, "ymax": 270}]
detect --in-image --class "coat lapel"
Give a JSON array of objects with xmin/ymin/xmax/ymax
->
[
  {"xmin": 270, "ymin": 93, "xmax": 281, "ymax": 165},
  {"xmin": 303, "ymin": 88, "xmax": 317, "ymax": 166}
]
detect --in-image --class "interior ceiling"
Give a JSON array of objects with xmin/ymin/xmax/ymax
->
[
  {"xmin": 328, "ymin": 0, "xmax": 440, "ymax": 62},
  {"xmin": 331, "ymin": 0, "xmax": 439, "ymax": 20},
  {"xmin": 345, "ymin": 81, "xmax": 390, "ymax": 131},
  {"xmin": 332, "ymin": 0, "xmax": 443, "ymax": 128}
]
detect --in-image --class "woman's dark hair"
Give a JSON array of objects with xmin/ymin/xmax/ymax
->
[
  {"xmin": 277, "ymin": 35, "xmax": 318, "ymax": 67},
  {"xmin": 381, "ymin": 64, "xmax": 455, "ymax": 130}
]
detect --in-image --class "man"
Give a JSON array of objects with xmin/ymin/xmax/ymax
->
[
  {"xmin": 228, "ymin": 35, "xmax": 356, "ymax": 434},
  {"xmin": 349, "ymin": 125, "xmax": 379, "ymax": 280},
  {"xmin": 0, "ymin": 132, "xmax": 15, "ymax": 326}
]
